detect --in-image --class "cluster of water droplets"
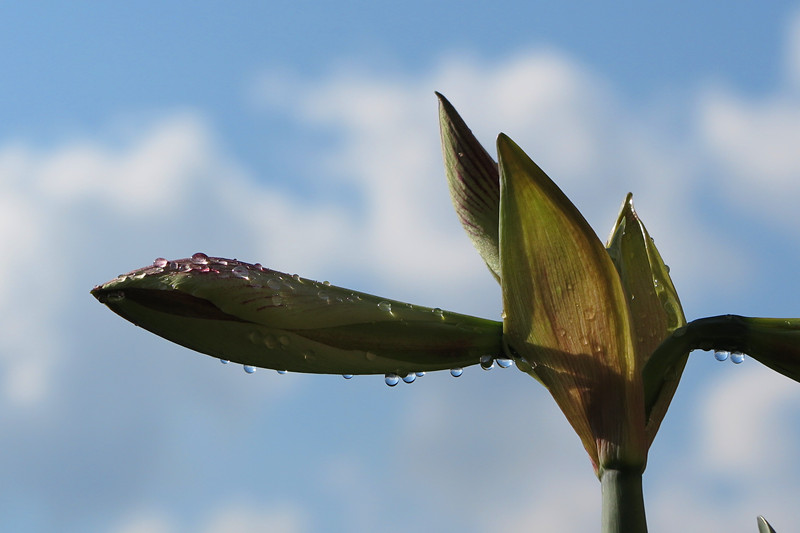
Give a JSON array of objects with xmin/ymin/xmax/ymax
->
[
  {"xmin": 382, "ymin": 372, "xmax": 428, "ymax": 386},
  {"xmin": 219, "ymin": 358, "xmax": 291, "ymax": 375},
  {"xmin": 217, "ymin": 353, "xmax": 517, "ymax": 383},
  {"xmin": 376, "ymin": 355, "xmax": 515, "ymax": 387},
  {"xmin": 713, "ymin": 350, "xmax": 746, "ymax": 364},
  {"xmin": 140, "ymin": 253, "xmax": 292, "ymax": 283}
]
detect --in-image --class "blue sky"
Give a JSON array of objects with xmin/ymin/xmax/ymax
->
[{"xmin": 2, "ymin": 2, "xmax": 800, "ymax": 532}]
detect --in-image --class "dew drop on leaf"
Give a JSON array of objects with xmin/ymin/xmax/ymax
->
[
  {"xmin": 106, "ymin": 291, "xmax": 125, "ymax": 303},
  {"xmin": 232, "ymin": 265, "xmax": 249, "ymax": 279},
  {"xmin": 385, "ymin": 373, "xmax": 400, "ymax": 387},
  {"xmin": 450, "ymin": 368, "xmax": 463, "ymax": 378},
  {"xmin": 191, "ymin": 252, "xmax": 209, "ymax": 265}
]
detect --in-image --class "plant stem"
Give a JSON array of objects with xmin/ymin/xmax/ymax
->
[{"xmin": 601, "ymin": 469, "xmax": 648, "ymax": 533}]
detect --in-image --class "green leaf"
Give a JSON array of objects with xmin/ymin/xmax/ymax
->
[
  {"xmin": 437, "ymin": 92, "xmax": 501, "ymax": 282},
  {"xmin": 644, "ymin": 315, "xmax": 800, "ymax": 408},
  {"xmin": 758, "ymin": 515, "xmax": 777, "ymax": 533},
  {"xmin": 497, "ymin": 133, "xmax": 645, "ymax": 472},
  {"xmin": 92, "ymin": 256, "xmax": 503, "ymax": 375},
  {"xmin": 606, "ymin": 193, "xmax": 688, "ymax": 444}
]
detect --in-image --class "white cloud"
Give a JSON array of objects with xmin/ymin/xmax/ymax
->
[
  {"xmin": 698, "ymin": 362, "xmax": 800, "ymax": 479},
  {"xmin": 698, "ymin": 9, "xmax": 800, "ymax": 226},
  {"xmin": 110, "ymin": 503, "xmax": 308, "ymax": 533},
  {"xmin": 112, "ymin": 512, "xmax": 175, "ymax": 533},
  {"xmin": 201, "ymin": 502, "xmax": 308, "ymax": 533},
  {"xmin": 255, "ymin": 48, "xmax": 764, "ymax": 313},
  {"xmin": 0, "ymin": 111, "xmax": 360, "ymax": 406},
  {"xmin": 699, "ymin": 90, "xmax": 800, "ymax": 212}
]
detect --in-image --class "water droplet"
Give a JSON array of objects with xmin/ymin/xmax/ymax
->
[
  {"xmin": 377, "ymin": 301, "xmax": 392, "ymax": 313},
  {"xmin": 105, "ymin": 291, "xmax": 125, "ymax": 303},
  {"xmin": 565, "ymin": 282, "xmax": 574, "ymax": 291},
  {"xmin": 582, "ymin": 307, "xmax": 596, "ymax": 321},
  {"xmin": 243, "ymin": 365, "xmax": 256, "ymax": 374},
  {"xmin": 402, "ymin": 373, "xmax": 416, "ymax": 384},
  {"xmin": 385, "ymin": 373, "xmax": 400, "ymax": 387},
  {"xmin": 263, "ymin": 336, "xmax": 277, "ymax": 349},
  {"xmin": 556, "ymin": 328, "xmax": 567, "ymax": 337},
  {"xmin": 267, "ymin": 279, "xmax": 282, "ymax": 290},
  {"xmin": 191, "ymin": 252, "xmax": 209, "ymax": 265},
  {"xmin": 153, "ymin": 257, "xmax": 168, "ymax": 268},
  {"xmin": 278, "ymin": 336, "xmax": 290, "ymax": 348},
  {"xmin": 292, "ymin": 273, "xmax": 301, "ymax": 281},
  {"xmin": 665, "ymin": 265, "xmax": 671, "ymax": 273},
  {"xmin": 276, "ymin": 370, "xmax": 287, "ymax": 375},
  {"xmin": 496, "ymin": 358, "xmax": 513, "ymax": 368},
  {"xmin": 342, "ymin": 374, "xmax": 354, "ymax": 379},
  {"xmin": 480, "ymin": 355, "xmax": 494, "ymax": 371},
  {"xmin": 450, "ymin": 368, "xmax": 463, "ymax": 378},
  {"xmin": 415, "ymin": 372, "xmax": 425, "ymax": 377},
  {"xmin": 271, "ymin": 295, "xmax": 283, "ymax": 305},
  {"xmin": 730, "ymin": 352, "xmax": 745, "ymax": 364},
  {"xmin": 317, "ymin": 290, "xmax": 330, "ymax": 302},
  {"xmin": 219, "ymin": 359, "xmax": 229, "ymax": 364},
  {"xmin": 516, "ymin": 357, "xmax": 534, "ymax": 373},
  {"xmin": 432, "ymin": 308, "xmax": 444, "ymax": 318},
  {"xmin": 322, "ymin": 280, "xmax": 331, "ymax": 287},
  {"xmin": 714, "ymin": 350, "xmax": 729, "ymax": 362},
  {"xmin": 232, "ymin": 265, "xmax": 249, "ymax": 279}
]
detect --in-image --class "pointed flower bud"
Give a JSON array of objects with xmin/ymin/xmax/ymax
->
[
  {"xmin": 92, "ymin": 256, "xmax": 503, "ymax": 375},
  {"xmin": 605, "ymin": 193, "xmax": 687, "ymax": 444}
]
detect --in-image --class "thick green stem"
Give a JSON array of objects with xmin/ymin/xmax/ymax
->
[{"xmin": 601, "ymin": 469, "xmax": 648, "ymax": 533}]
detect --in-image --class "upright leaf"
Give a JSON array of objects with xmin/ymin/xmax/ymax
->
[
  {"xmin": 437, "ymin": 92, "xmax": 501, "ymax": 281},
  {"xmin": 497, "ymin": 133, "xmax": 645, "ymax": 473}
]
